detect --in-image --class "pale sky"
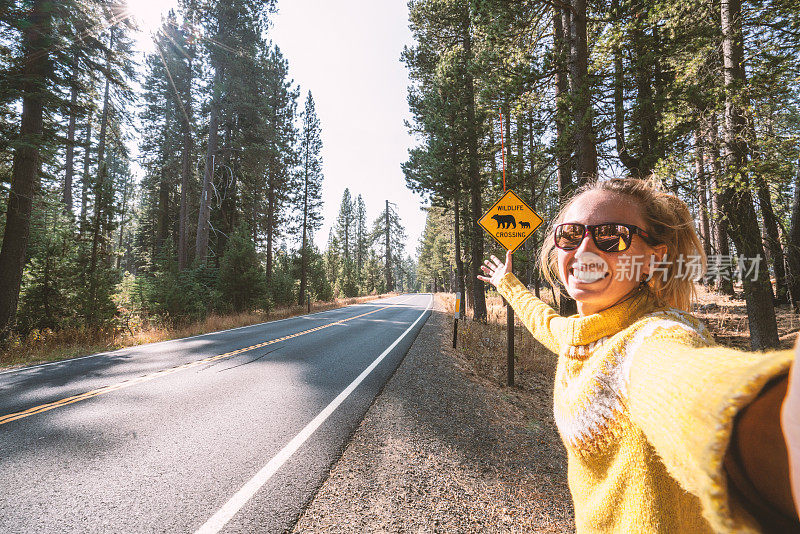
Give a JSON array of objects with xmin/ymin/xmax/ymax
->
[{"xmin": 130, "ymin": 0, "xmax": 425, "ymax": 255}]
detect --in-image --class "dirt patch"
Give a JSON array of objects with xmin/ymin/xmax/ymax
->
[
  {"xmin": 292, "ymin": 297, "xmax": 574, "ymax": 533},
  {"xmin": 691, "ymin": 284, "xmax": 798, "ymax": 350}
]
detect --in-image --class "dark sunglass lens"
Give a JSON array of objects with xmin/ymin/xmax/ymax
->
[
  {"xmin": 594, "ymin": 224, "xmax": 631, "ymax": 252},
  {"xmin": 556, "ymin": 224, "xmax": 584, "ymax": 249}
]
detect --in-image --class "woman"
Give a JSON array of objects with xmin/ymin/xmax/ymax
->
[{"xmin": 477, "ymin": 178, "xmax": 799, "ymax": 533}]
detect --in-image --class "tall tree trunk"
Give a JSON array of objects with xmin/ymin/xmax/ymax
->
[
  {"xmin": 749, "ymin": 129, "xmax": 787, "ymax": 304},
  {"xmin": 786, "ymin": 160, "xmax": 800, "ymax": 312},
  {"xmin": 385, "ymin": 199, "xmax": 392, "ymax": 291},
  {"xmin": 695, "ymin": 127, "xmax": 712, "ymax": 262},
  {"xmin": 709, "ymin": 113, "xmax": 735, "ymax": 295},
  {"xmin": 88, "ymin": 27, "xmax": 114, "ymax": 320},
  {"xmin": 450, "ymin": 111, "xmax": 464, "ymax": 309},
  {"xmin": 177, "ymin": 56, "xmax": 194, "ymax": 270},
  {"xmin": 196, "ymin": 69, "xmax": 221, "ymax": 264},
  {"xmin": 116, "ymin": 171, "xmax": 129, "ymax": 270},
  {"xmin": 461, "ymin": 182, "xmax": 472, "ymax": 313},
  {"xmin": 63, "ymin": 78, "xmax": 78, "ymax": 212},
  {"xmin": 156, "ymin": 168, "xmax": 169, "ymax": 253},
  {"xmin": 555, "ymin": 4, "xmax": 577, "ymax": 316},
  {"xmin": 265, "ymin": 188, "xmax": 275, "ymax": 283},
  {"xmin": 463, "ymin": 12, "xmax": 486, "ymax": 321},
  {"xmin": 0, "ymin": 0, "xmax": 51, "ymax": 337},
  {"xmin": 569, "ymin": 0, "xmax": 596, "ymax": 183},
  {"xmin": 720, "ymin": 0, "xmax": 778, "ymax": 349},
  {"xmin": 516, "ymin": 111, "xmax": 524, "ymax": 190},
  {"xmin": 79, "ymin": 112, "xmax": 93, "ymax": 235},
  {"xmin": 633, "ymin": 17, "xmax": 656, "ymax": 176},
  {"xmin": 613, "ymin": 39, "xmax": 642, "ymax": 176},
  {"xmin": 754, "ymin": 169, "xmax": 786, "ymax": 303},
  {"xmin": 299, "ymin": 157, "xmax": 309, "ymax": 306},
  {"xmin": 503, "ymin": 103, "xmax": 512, "ymax": 189},
  {"xmin": 453, "ymin": 190, "xmax": 465, "ymax": 316}
]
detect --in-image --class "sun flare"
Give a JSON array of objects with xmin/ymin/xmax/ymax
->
[{"xmin": 124, "ymin": 0, "xmax": 179, "ymax": 34}]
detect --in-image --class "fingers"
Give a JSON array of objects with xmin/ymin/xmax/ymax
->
[
  {"xmin": 506, "ymin": 250, "xmax": 513, "ymax": 269},
  {"xmin": 476, "ymin": 275, "xmax": 491, "ymax": 283}
]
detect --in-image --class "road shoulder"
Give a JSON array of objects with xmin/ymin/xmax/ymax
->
[{"xmin": 292, "ymin": 297, "xmax": 574, "ymax": 532}]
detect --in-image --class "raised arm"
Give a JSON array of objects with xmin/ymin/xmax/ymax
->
[
  {"xmin": 478, "ymin": 251, "xmax": 562, "ymax": 355},
  {"xmin": 783, "ymin": 344, "xmax": 800, "ymax": 516}
]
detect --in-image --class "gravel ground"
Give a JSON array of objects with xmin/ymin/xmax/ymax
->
[{"xmin": 292, "ymin": 299, "xmax": 574, "ymax": 533}]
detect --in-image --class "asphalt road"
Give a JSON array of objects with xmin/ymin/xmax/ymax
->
[{"xmin": 0, "ymin": 293, "xmax": 432, "ymax": 533}]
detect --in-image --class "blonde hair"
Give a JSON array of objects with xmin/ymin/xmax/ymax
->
[{"xmin": 538, "ymin": 177, "xmax": 705, "ymax": 312}]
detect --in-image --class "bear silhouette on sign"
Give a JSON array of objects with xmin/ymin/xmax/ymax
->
[
  {"xmin": 491, "ymin": 214, "xmax": 516, "ymax": 229},
  {"xmin": 520, "ymin": 221, "xmax": 531, "ymax": 229}
]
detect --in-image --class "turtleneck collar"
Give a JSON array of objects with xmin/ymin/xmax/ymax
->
[{"xmin": 552, "ymin": 287, "xmax": 656, "ymax": 346}]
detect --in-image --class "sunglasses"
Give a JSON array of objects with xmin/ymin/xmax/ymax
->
[{"xmin": 554, "ymin": 222, "xmax": 656, "ymax": 252}]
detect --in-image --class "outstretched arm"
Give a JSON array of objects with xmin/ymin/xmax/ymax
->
[
  {"xmin": 478, "ymin": 250, "xmax": 562, "ymax": 355},
  {"xmin": 783, "ymin": 343, "xmax": 800, "ymax": 515},
  {"xmin": 731, "ymin": 374, "xmax": 797, "ymax": 520}
]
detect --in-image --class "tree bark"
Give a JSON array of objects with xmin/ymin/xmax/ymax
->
[
  {"xmin": 555, "ymin": 5, "xmax": 577, "ymax": 316},
  {"xmin": 79, "ymin": 112, "xmax": 92, "ymax": 235},
  {"xmin": 63, "ymin": 77, "xmax": 78, "ymax": 212},
  {"xmin": 569, "ymin": 0, "xmax": 597, "ymax": 183},
  {"xmin": 754, "ymin": 168, "xmax": 786, "ymax": 303},
  {"xmin": 463, "ymin": 10, "xmax": 486, "ymax": 321},
  {"xmin": 87, "ymin": 27, "xmax": 114, "ymax": 321},
  {"xmin": 116, "ymin": 171, "xmax": 129, "ymax": 270},
  {"xmin": 298, "ymin": 145, "xmax": 309, "ymax": 306},
  {"xmin": 695, "ymin": 128, "xmax": 712, "ymax": 261},
  {"xmin": 709, "ymin": 113, "xmax": 735, "ymax": 295},
  {"xmin": 156, "ymin": 168, "xmax": 169, "ymax": 253},
  {"xmin": 786, "ymin": 160, "xmax": 800, "ymax": 312},
  {"xmin": 196, "ymin": 68, "xmax": 221, "ymax": 264},
  {"xmin": 0, "ymin": 0, "xmax": 51, "ymax": 337},
  {"xmin": 385, "ymin": 199, "xmax": 392, "ymax": 291},
  {"xmin": 720, "ymin": 0, "xmax": 778, "ymax": 349},
  {"xmin": 454, "ymin": 190, "xmax": 465, "ymax": 316},
  {"xmin": 177, "ymin": 49, "xmax": 194, "ymax": 270}
]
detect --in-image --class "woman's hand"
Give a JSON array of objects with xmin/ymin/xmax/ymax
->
[
  {"xmin": 477, "ymin": 250, "xmax": 512, "ymax": 288},
  {"xmin": 782, "ymin": 337, "xmax": 800, "ymax": 514}
]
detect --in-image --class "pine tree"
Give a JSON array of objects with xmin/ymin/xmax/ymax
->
[
  {"xmin": 371, "ymin": 200, "xmax": 406, "ymax": 292},
  {"xmin": 296, "ymin": 91, "xmax": 324, "ymax": 305},
  {"xmin": 333, "ymin": 188, "xmax": 357, "ymax": 296}
]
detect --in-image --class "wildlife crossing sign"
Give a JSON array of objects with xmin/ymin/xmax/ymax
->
[{"xmin": 478, "ymin": 189, "xmax": 542, "ymax": 253}]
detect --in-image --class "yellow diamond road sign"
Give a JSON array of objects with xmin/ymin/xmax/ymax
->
[{"xmin": 478, "ymin": 190, "xmax": 542, "ymax": 253}]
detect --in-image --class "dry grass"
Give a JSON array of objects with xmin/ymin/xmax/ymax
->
[
  {"xmin": 692, "ymin": 283, "xmax": 798, "ymax": 350},
  {"xmin": 441, "ymin": 283, "xmax": 799, "ymax": 391},
  {"xmin": 439, "ymin": 291, "xmax": 559, "ymax": 392},
  {"xmin": 0, "ymin": 293, "xmax": 393, "ymax": 370}
]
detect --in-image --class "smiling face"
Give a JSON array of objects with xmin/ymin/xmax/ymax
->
[{"xmin": 556, "ymin": 190, "xmax": 665, "ymax": 316}]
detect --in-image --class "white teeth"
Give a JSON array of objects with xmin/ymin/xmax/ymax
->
[
  {"xmin": 571, "ymin": 268, "xmax": 606, "ymax": 283},
  {"xmin": 570, "ymin": 252, "xmax": 609, "ymax": 283}
]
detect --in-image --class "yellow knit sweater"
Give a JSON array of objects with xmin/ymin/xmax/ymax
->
[{"xmin": 496, "ymin": 273, "xmax": 796, "ymax": 533}]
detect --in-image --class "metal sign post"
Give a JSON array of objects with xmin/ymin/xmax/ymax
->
[
  {"xmin": 475, "ymin": 114, "xmax": 544, "ymax": 386},
  {"xmin": 453, "ymin": 292, "xmax": 461, "ymax": 348}
]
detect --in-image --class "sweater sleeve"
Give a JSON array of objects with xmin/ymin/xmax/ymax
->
[
  {"xmin": 627, "ymin": 333, "xmax": 795, "ymax": 533},
  {"xmin": 496, "ymin": 273, "xmax": 561, "ymax": 355}
]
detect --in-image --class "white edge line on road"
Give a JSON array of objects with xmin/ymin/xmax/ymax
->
[
  {"xmin": 194, "ymin": 294, "xmax": 433, "ymax": 534},
  {"xmin": 0, "ymin": 295, "xmax": 412, "ymax": 377}
]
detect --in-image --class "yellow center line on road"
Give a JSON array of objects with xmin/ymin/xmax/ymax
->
[{"xmin": 0, "ymin": 302, "xmax": 409, "ymax": 427}]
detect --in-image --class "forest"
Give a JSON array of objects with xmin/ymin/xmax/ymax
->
[
  {"xmin": 0, "ymin": 0, "xmax": 415, "ymax": 353},
  {"xmin": 406, "ymin": 0, "xmax": 800, "ymax": 350}
]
